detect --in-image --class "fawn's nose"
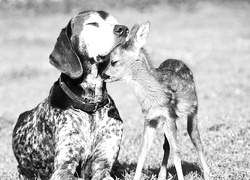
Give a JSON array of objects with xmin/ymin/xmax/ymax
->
[
  {"xmin": 102, "ymin": 73, "xmax": 110, "ymax": 80},
  {"xmin": 114, "ymin": 25, "xmax": 129, "ymax": 37}
]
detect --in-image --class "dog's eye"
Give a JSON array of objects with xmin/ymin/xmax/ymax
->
[{"xmin": 87, "ymin": 22, "xmax": 99, "ymax": 27}]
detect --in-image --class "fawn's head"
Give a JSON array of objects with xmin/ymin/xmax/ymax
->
[{"xmin": 102, "ymin": 21, "xmax": 150, "ymax": 82}]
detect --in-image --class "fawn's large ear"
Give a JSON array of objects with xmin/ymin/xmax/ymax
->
[
  {"xmin": 49, "ymin": 20, "xmax": 83, "ymax": 79},
  {"xmin": 129, "ymin": 21, "xmax": 150, "ymax": 49}
]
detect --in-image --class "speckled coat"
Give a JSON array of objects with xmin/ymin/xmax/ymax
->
[
  {"xmin": 12, "ymin": 80, "xmax": 123, "ymax": 180},
  {"xmin": 12, "ymin": 10, "xmax": 128, "ymax": 180}
]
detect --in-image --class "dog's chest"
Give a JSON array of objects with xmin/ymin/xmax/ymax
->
[
  {"xmin": 55, "ymin": 107, "xmax": 113, "ymax": 152},
  {"xmin": 13, "ymin": 98, "xmax": 122, "ymax": 179}
]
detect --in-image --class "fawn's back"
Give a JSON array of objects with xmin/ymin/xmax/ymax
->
[
  {"xmin": 155, "ymin": 58, "xmax": 198, "ymax": 117},
  {"xmin": 103, "ymin": 22, "xmax": 210, "ymax": 180},
  {"xmin": 103, "ymin": 21, "xmax": 198, "ymax": 117}
]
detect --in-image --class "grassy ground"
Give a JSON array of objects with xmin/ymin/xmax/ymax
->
[{"xmin": 1, "ymin": 2, "xmax": 250, "ymax": 179}]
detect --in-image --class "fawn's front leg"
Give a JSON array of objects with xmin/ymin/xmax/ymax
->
[
  {"xmin": 133, "ymin": 121, "xmax": 156, "ymax": 180},
  {"xmin": 163, "ymin": 119, "xmax": 184, "ymax": 180}
]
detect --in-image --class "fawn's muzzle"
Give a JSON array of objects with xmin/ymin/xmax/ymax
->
[{"xmin": 102, "ymin": 73, "xmax": 110, "ymax": 80}]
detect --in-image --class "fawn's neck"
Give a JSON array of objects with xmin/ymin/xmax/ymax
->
[{"xmin": 126, "ymin": 49, "xmax": 165, "ymax": 113}]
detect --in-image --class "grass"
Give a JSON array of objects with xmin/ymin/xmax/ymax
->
[{"xmin": 0, "ymin": 1, "xmax": 250, "ymax": 179}]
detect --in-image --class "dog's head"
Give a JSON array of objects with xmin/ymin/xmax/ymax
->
[{"xmin": 50, "ymin": 11, "xmax": 129, "ymax": 79}]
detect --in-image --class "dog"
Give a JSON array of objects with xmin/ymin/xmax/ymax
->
[
  {"xmin": 102, "ymin": 22, "xmax": 210, "ymax": 180},
  {"xmin": 12, "ymin": 11, "xmax": 128, "ymax": 180}
]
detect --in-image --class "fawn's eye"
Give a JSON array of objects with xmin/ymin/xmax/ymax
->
[
  {"xmin": 87, "ymin": 22, "xmax": 99, "ymax": 27},
  {"xmin": 111, "ymin": 61, "xmax": 118, "ymax": 66}
]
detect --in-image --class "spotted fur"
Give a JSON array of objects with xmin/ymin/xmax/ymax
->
[
  {"xmin": 13, "ymin": 93, "xmax": 122, "ymax": 180},
  {"xmin": 103, "ymin": 22, "xmax": 210, "ymax": 180},
  {"xmin": 12, "ymin": 11, "xmax": 128, "ymax": 180}
]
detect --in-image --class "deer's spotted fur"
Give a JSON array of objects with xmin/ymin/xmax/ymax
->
[{"xmin": 103, "ymin": 22, "xmax": 210, "ymax": 180}]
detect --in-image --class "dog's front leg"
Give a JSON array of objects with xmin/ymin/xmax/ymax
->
[
  {"xmin": 90, "ymin": 136, "xmax": 122, "ymax": 180},
  {"xmin": 90, "ymin": 116, "xmax": 123, "ymax": 180},
  {"xmin": 51, "ymin": 148, "xmax": 85, "ymax": 180},
  {"xmin": 51, "ymin": 122, "xmax": 87, "ymax": 180},
  {"xmin": 51, "ymin": 163, "xmax": 84, "ymax": 180},
  {"xmin": 51, "ymin": 147, "xmax": 84, "ymax": 180}
]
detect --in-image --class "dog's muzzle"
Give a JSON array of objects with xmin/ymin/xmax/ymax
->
[{"xmin": 114, "ymin": 25, "xmax": 129, "ymax": 37}]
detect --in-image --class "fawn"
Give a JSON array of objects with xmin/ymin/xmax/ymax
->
[{"xmin": 102, "ymin": 22, "xmax": 210, "ymax": 180}]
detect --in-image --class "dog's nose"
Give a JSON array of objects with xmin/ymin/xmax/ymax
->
[{"xmin": 114, "ymin": 25, "xmax": 129, "ymax": 37}]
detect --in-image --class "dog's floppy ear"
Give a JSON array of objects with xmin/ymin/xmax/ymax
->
[{"xmin": 49, "ymin": 20, "xmax": 83, "ymax": 79}]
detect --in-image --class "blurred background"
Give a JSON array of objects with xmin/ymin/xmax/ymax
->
[{"xmin": 0, "ymin": 0, "xmax": 250, "ymax": 179}]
